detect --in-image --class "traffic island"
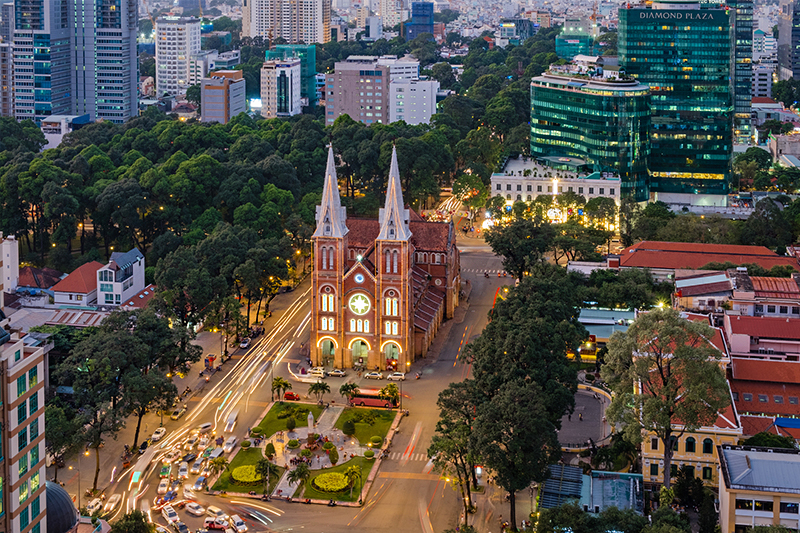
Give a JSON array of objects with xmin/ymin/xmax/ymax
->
[
  {"xmin": 290, "ymin": 457, "xmax": 373, "ymax": 502},
  {"xmin": 255, "ymin": 402, "xmax": 325, "ymax": 439},
  {"xmin": 211, "ymin": 447, "xmax": 285, "ymax": 494},
  {"xmin": 333, "ymin": 408, "xmax": 395, "ymax": 447}
]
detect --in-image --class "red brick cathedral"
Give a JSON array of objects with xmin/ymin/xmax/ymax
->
[{"xmin": 311, "ymin": 145, "xmax": 460, "ymax": 371}]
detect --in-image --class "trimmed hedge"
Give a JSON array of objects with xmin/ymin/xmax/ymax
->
[
  {"xmin": 364, "ymin": 450, "xmax": 374, "ymax": 458},
  {"xmin": 329, "ymin": 447, "xmax": 339, "ymax": 465},
  {"xmin": 299, "ymin": 449, "xmax": 312, "ymax": 458},
  {"xmin": 370, "ymin": 436, "xmax": 382, "ymax": 446},
  {"xmin": 323, "ymin": 441, "xmax": 335, "ymax": 450},
  {"xmin": 310, "ymin": 472, "xmax": 349, "ymax": 493},
  {"xmin": 287, "ymin": 439, "xmax": 300, "ymax": 449},
  {"xmin": 230, "ymin": 465, "xmax": 263, "ymax": 486},
  {"xmin": 241, "ymin": 440, "xmax": 252, "ymax": 448}
]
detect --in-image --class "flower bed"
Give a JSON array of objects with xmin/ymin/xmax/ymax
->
[
  {"xmin": 310, "ymin": 472, "xmax": 349, "ymax": 493},
  {"xmin": 231, "ymin": 465, "xmax": 263, "ymax": 486}
]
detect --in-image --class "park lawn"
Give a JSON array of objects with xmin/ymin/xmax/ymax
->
[
  {"xmin": 211, "ymin": 447, "xmax": 285, "ymax": 494},
  {"xmin": 333, "ymin": 408, "xmax": 395, "ymax": 447},
  {"xmin": 257, "ymin": 402, "xmax": 324, "ymax": 439},
  {"xmin": 292, "ymin": 457, "xmax": 374, "ymax": 502}
]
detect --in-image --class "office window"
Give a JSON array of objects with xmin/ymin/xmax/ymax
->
[
  {"xmin": 28, "ymin": 367, "xmax": 37, "ymax": 389},
  {"xmin": 754, "ymin": 501, "xmax": 774, "ymax": 512},
  {"xmin": 18, "ymin": 404, "xmax": 26, "ymax": 425},
  {"xmin": 791, "ymin": 397, "xmax": 799, "ymax": 405},
  {"xmin": 17, "ymin": 375, "xmax": 26, "ymax": 398},
  {"xmin": 30, "ymin": 495, "xmax": 39, "ymax": 518},
  {"xmin": 651, "ymin": 437, "xmax": 658, "ymax": 450},
  {"xmin": 18, "ymin": 427, "xmax": 27, "ymax": 452},
  {"xmin": 775, "ymin": 395, "xmax": 784, "ymax": 404},
  {"xmin": 780, "ymin": 502, "xmax": 799, "ymax": 514},
  {"xmin": 702, "ymin": 438, "xmax": 713, "ymax": 454},
  {"xmin": 19, "ymin": 453, "xmax": 28, "ymax": 476},
  {"xmin": 29, "ymin": 420, "xmax": 38, "ymax": 440},
  {"xmin": 29, "ymin": 393, "xmax": 38, "ymax": 416},
  {"xmin": 650, "ymin": 463, "xmax": 658, "ymax": 476},
  {"xmin": 702, "ymin": 467, "xmax": 712, "ymax": 480},
  {"xmin": 19, "ymin": 505, "xmax": 28, "ymax": 528},
  {"xmin": 30, "ymin": 469, "xmax": 39, "ymax": 492}
]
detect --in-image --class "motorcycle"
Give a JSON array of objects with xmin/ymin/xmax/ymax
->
[
  {"xmin": 415, "ymin": 372, "xmax": 420, "ymax": 380},
  {"xmin": 484, "ymin": 271, "xmax": 489, "ymax": 278},
  {"xmin": 327, "ymin": 500, "xmax": 337, "ymax": 507}
]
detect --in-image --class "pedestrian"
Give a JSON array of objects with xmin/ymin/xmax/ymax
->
[
  {"xmin": 568, "ymin": 414, "xmax": 571, "ymax": 421},
  {"xmin": 579, "ymin": 413, "xmax": 583, "ymax": 421}
]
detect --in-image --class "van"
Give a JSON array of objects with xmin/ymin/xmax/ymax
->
[
  {"xmin": 208, "ymin": 447, "xmax": 225, "ymax": 460},
  {"xmin": 223, "ymin": 436, "xmax": 237, "ymax": 453},
  {"xmin": 224, "ymin": 408, "xmax": 239, "ymax": 433}
]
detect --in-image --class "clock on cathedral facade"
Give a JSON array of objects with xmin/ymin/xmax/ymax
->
[{"xmin": 311, "ymin": 145, "xmax": 461, "ymax": 371}]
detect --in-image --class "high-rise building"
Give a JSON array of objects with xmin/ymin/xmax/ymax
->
[
  {"xmin": 242, "ymin": 0, "xmax": 330, "ymax": 43},
  {"xmin": 778, "ymin": 0, "xmax": 800, "ymax": 79},
  {"xmin": 266, "ymin": 44, "xmax": 317, "ymax": 106},
  {"xmin": 752, "ymin": 63, "xmax": 773, "ymax": 98},
  {"xmin": 753, "ymin": 29, "xmax": 777, "ymax": 63},
  {"xmin": 388, "ymin": 78, "xmax": 439, "ymax": 125},
  {"xmin": 404, "ymin": 2, "xmax": 433, "ymax": 40},
  {"xmin": 156, "ymin": 16, "xmax": 201, "ymax": 97},
  {"xmin": 0, "ymin": 233, "xmax": 18, "ymax": 310},
  {"xmin": 261, "ymin": 58, "xmax": 301, "ymax": 118},
  {"xmin": 555, "ymin": 18, "xmax": 596, "ymax": 60},
  {"xmin": 530, "ymin": 66, "xmax": 651, "ymax": 201},
  {"xmin": 0, "ymin": 3, "xmax": 12, "ymax": 117},
  {"xmin": 72, "ymin": 0, "xmax": 138, "ymax": 122},
  {"xmin": 380, "ymin": 0, "xmax": 402, "ymax": 29},
  {"xmin": 728, "ymin": 0, "xmax": 753, "ymax": 144},
  {"xmin": 620, "ymin": 0, "xmax": 733, "ymax": 196},
  {"xmin": 189, "ymin": 49, "xmax": 241, "ymax": 86},
  {"xmin": 498, "ymin": 18, "xmax": 536, "ymax": 46},
  {"xmin": 201, "ymin": 70, "xmax": 246, "ymax": 123}
]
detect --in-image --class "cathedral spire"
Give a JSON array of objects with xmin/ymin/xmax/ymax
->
[
  {"xmin": 313, "ymin": 145, "xmax": 348, "ymax": 239},
  {"xmin": 377, "ymin": 145, "xmax": 411, "ymax": 241}
]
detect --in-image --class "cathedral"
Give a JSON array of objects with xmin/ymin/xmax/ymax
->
[{"xmin": 311, "ymin": 145, "xmax": 461, "ymax": 371}]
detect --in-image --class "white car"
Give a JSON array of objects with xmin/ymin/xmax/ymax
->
[
  {"xmin": 386, "ymin": 372, "xmax": 406, "ymax": 381},
  {"xmin": 328, "ymin": 369, "xmax": 346, "ymax": 377},
  {"xmin": 204, "ymin": 517, "xmax": 229, "ymax": 530},
  {"xmin": 223, "ymin": 436, "xmax": 237, "ymax": 453},
  {"xmin": 104, "ymin": 493, "xmax": 122, "ymax": 513},
  {"xmin": 186, "ymin": 502, "xmax": 205, "ymax": 517},
  {"xmin": 206, "ymin": 505, "xmax": 228, "ymax": 520},
  {"xmin": 199, "ymin": 435, "xmax": 210, "ymax": 448},
  {"xmin": 151, "ymin": 427, "xmax": 167, "ymax": 442},
  {"xmin": 194, "ymin": 422, "xmax": 213, "ymax": 435},
  {"xmin": 157, "ymin": 478, "xmax": 170, "ymax": 495},
  {"xmin": 164, "ymin": 449, "xmax": 182, "ymax": 463},
  {"xmin": 162, "ymin": 505, "xmax": 179, "ymax": 524},
  {"xmin": 364, "ymin": 371, "xmax": 383, "ymax": 380},
  {"xmin": 190, "ymin": 459, "xmax": 205, "ymax": 475},
  {"xmin": 239, "ymin": 338, "xmax": 251, "ymax": 349},
  {"xmin": 184, "ymin": 436, "xmax": 198, "ymax": 450},
  {"xmin": 230, "ymin": 515, "xmax": 248, "ymax": 533},
  {"xmin": 178, "ymin": 461, "xmax": 189, "ymax": 479},
  {"xmin": 86, "ymin": 498, "xmax": 103, "ymax": 515}
]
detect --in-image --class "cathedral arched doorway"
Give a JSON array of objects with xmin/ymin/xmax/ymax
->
[
  {"xmin": 320, "ymin": 339, "xmax": 336, "ymax": 368},
  {"xmin": 350, "ymin": 339, "xmax": 369, "ymax": 369},
  {"xmin": 383, "ymin": 342, "xmax": 400, "ymax": 371}
]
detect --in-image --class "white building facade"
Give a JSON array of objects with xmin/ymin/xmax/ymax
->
[
  {"xmin": 97, "ymin": 248, "xmax": 145, "ymax": 306},
  {"xmin": 155, "ymin": 16, "xmax": 201, "ymax": 97},
  {"xmin": 261, "ymin": 58, "xmax": 302, "ymax": 118},
  {"xmin": 242, "ymin": 0, "xmax": 330, "ymax": 43},
  {"xmin": 751, "ymin": 63, "xmax": 773, "ymax": 98},
  {"xmin": 389, "ymin": 78, "xmax": 439, "ymax": 125}
]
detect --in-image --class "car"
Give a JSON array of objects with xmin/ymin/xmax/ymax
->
[
  {"xmin": 364, "ymin": 371, "xmax": 383, "ymax": 380},
  {"xmin": 222, "ymin": 436, "xmax": 237, "ymax": 453},
  {"xmin": 284, "ymin": 391, "xmax": 300, "ymax": 401},
  {"xmin": 160, "ymin": 464, "xmax": 172, "ymax": 478},
  {"xmin": 87, "ymin": 498, "xmax": 103, "ymax": 515},
  {"xmin": 206, "ymin": 505, "xmax": 228, "ymax": 520},
  {"xmin": 196, "ymin": 530, "xmax": 209, "ymax": 533},
  {"xmin": 172, "ymin": 522, "xmax": 190, "ymax": 533},
  {"xmin": 151, "ymin": 427, "xmax": 167, "ymax": 442},
  {"xmin": 239, "ymin": 338, "xmax": 250, "ymax": 349},
  {"xmin": 178, "ymin": 461, "xmax": 189, "ymax": 479},
  {"xmin": 230, "ymin": 515, "xmax": 248, "ymax": 533},
  {"xmin": 201, "ymin": 447, "xmax": 215, "ymax": 459},
  {"xmin": 309, "ymin": 367, "xmax": 326, "ymax": 378},
  {"xmin": 104, "ymin": 494, "xmax": 122, "ymax": 513},
  {"xmin": 181, "ymin": 452, "xmax": 198, "ymax": 464},
  {"xmin": 194, "ymin": 422, "xmax": 213, "ymax": 434},
  {"xmin": 192, "ymin": 476, "xmax": 208, "ymax": 491},
  {"xmin": 185, "ymin": 502, "xmax": 205, "ymax": 517},
  {"xmin": 171, "ymin": 406, "xmax": 187, "ymax": 420},
  {"xmin": 162, "ymin": 505, "xmax": 179, "ymax": 524},
  {"xmin": 164, "ymin": 448, "xmax": 182, "ymax": 463},
  {"xmin": 190, "ymin": 459, "xmax": 204, "ymax": 474},
  {"xmin": 160, "ymin": 490, "xmax": 177, "ymax": 504},
  {"xmin": 203, "ymin": 518, "xmax": 228, "ymax": 531},
  {"xmin": 156, "ymin": 527, "xmax": 170, "ymax": 533},
  {"xmin": 139, "ymin": 439, "xmax": 150, "ymax": 453},
  {"xmin": 199, "ymin": 435, "xmax": 210, "ymax": 448},
  {"xmin": 387, "ymin": 372, "xmax": 406, "ymax": 381},
  {"xmin": 158, "ymin": 478, "xmax": 170, "ymax": 495},
  {"xmin": 184, "ymin": 436, "xmax": 198, "ymax": 450},
  {"xmin": 328, "ymin": 369, "xmax": 346, "ymax": 377},
  {"xmin": 201, "ymin": 465, "xmax": 212, "ymax": 477}
]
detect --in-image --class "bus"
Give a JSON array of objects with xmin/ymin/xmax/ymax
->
[{"xmin": 349, "ymin": 388, "xmax": 398, "ymax": 408}]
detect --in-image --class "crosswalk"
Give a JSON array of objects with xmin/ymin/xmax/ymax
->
[
  {"xmin": 385, "ymin": 452, "xmax": 429, "ymax": 462},
  {"xmin": 462, "ymin": 268, "xmax": 508, "ymax": 275}
]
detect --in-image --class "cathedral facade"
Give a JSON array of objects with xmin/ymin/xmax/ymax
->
[{"xmin": 311, "ymin": 146, "xmax": 460, "ymax": 371}]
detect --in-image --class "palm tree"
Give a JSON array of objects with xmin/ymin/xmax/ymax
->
[
  {"xmin": 272, "ymin": 376, "xmax": 292, "ymax": 401},
  {"xmin": 210, "ymin": 456, "xmax": 229, "ymax": 476},
  {"xmin": 309, "ymin": 381, "xmax": 331, "ymax": 402},
  {"xmin": 344, "ymin": 465, "xmax": 362, "ymax": 499},
  {"xmin": 339, "ymin": 382, "xmax": 359, "ymax": 404},
  {"xmin": 286, "ymin": 462, "xmax": 311, "ymax": 487},
  {"xmin": 378, "ymin": 383, "xmax": 400, "ymax": 407},
  {"xmin": 255, "ymin": 457, "xmax": 279, "ymax": 495}
]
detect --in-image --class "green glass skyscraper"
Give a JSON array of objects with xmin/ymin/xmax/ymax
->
[
  {"xmin": 266, "ymin": 44, "xmax": 317, "ymax": 107},
  {"xmin": 727, "ymin": 0, "xmax": 753, "ymax": 144},
  {"xmin": 619, "ymin": 0, "xmax": 733, "ymax": 196},
  {"xmin": 530, "ymin": 70, "xmax": 651, "ymax": 201}
]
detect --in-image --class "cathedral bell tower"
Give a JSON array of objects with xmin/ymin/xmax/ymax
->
[
  {"xmin": 376, "ymin": 146, "xmax": 413, "ymax": 371},
  {"xmin": 311, "ymin": 145, "xmax": 348, "ymax": 368}
]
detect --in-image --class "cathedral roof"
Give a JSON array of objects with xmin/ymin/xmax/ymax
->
[
  {"xmin": 377, "ymin": 146, "xmax": 412, "ymax": 241},
  {"xmin": 313, "ymin": 145, "xmax": 348, "ymax": 239},
  {"xmin": 346, "ymin": 218, "xmax": 451, "ymax": 251}
]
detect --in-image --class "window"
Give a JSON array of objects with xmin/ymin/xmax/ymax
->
[
  {"xmin": 506, "ymin": 184, "xmax": 511, "ymax": 190},
  {"xmin": 793, "ymin": 307, "xmax": 800, "ymax": 315},
  {"xmin": 29, "ymin": 394, "xmax": 37, "ymax": 416},
  {"xmin": 496, "ymin": 184, "xmax": 501, "ymax": 190},
  {"xmin": 19, "ymin": 453, "xmax": 28, "ymax": 476},
  {"xmin": 364, "ymin": 320, "xmax": 369, "ymax": 333},
  {"xmin": 30, "ymin": 445, "xmax": 38, "ymax": 467},
  {"xmin": 685, "ymin": 437, "xmax": 696, "ymax": 453},
  {"xmin": 755, "ymin": 304, "xmax": 764, "ymax": 313},
  {"xmin": 671, "ymin": 436, "xmax": 679, "ymax": 452},
  {"xmin": 321, "ymin": 247, "xmax": 327, "ymax": 270},
  {"xmin": 610, "ymin": 188, "xmax": 615, "ymax": 195},
  {"xmin": 651, "ymin": 437, "xmax": 658, "ymax": 450},
  {"xmin": 29, "ymin": 420, "xmax": 38, "ymax": 440},
  {"xmin": 589, "ymin": 188, "xmax": 594, "ymax": 194},
  {"xmin": 527, "ymin": 185, "xmax": 532, "ymax": 191},
  {"xmin": 578, "ymin": 187, "xmax": 584, "ymax": 193},
  {"xmin": 670, "ymin": 464, "xmax": 677, "ymax": 477},
  {"xmin": 392, "ymin": 251, "xmax": 398, "ymax": 273},
  {"xmin": 732, "ymin": 392, "xmax": 739, "ymax": 401},
  {"xmin": 516, "ymin": 195, "xmax": 521, "ymax": 201},
  {"xmin": 18, "ymin": 404, "xmax": 26, "ymax": 425},
  {"xmin": 19, "ymin": 505, "xmax": 28, "ymax": 529},
  {"xmin": 755, "ymin": 500, "xmax": 774, "ymax": 512},
  {"xmin": 702, "ymin": 438, "xmax": 713, "ymax": 454},
  {"xmin": 768, "ymin": 305, "xmax": 776, "ymax": 313},
  {"xmin": 28, "ymin": 367, "xmax": 37, "ymax": 389},
  {"xmin": 775, "ymin": 395, "xmax": 784, "ymax": 404},
  {"xmin": 321, "ymin": 317, "xmax": 328, "ymax": 331},
  {"xmin": 780, "ymin": 502, "xmax": 799, "ymax": 514},
  {"xmin": 17, "ymin": 375, "xmax": 26, "ymax": 398},
  {"xmin": 350, "ymin": 319, "xmax": 355, "ymax": 332},
  {"xmin": 385, "ymin": 321, "xmax": 391, "ymax": 335},
  {"xmin": 105, "ymin": 294, "xmax": 114, "ymax": 304},
  {"xmin": 568, "ymin": 186, "xmax": 573, "ymax": 192},
  {"xmin": 385, "ymin": 250, "xmax": 391, "ymax": 273},
  {"xmin": 506, "ymin": 194, "xmax": 511, "ymax": 200},
  {"xmin": 650, "ymin": 463, "xmax": 658, "ymax": 476},
  {"xmin": 758, "ymin": 394, "xmax": 768, "ymax": 403},
  {"xmin": 516, "ymin": 185, "xmax": 521, "ymax": 191},
  {"xmin": 328, "ymin": 247, "xmax": 334, "ymax": 270},
  {"xmin": 537, "ymin": 186, "xmax": 542, "ymax": 192},
  {"xmin": 14, "ymin": 350, "xmax": 20, "ymax": 362},
  {"xmin": 599, "ymin": 188, "xmax": 604, "ymax": 195},
  {"xmin": 527, "ymin": 195, "xmax": 532, "ymax": 201},
  {"xmin": 547, "ymin": 186, "xmax": 552, "ymax": 193},
  {"xmin": 735, "ymin": 499, "xmax": 754, "ymax": 510},
  {"xmin": 702, "ymin": 466, "xmax": 712, "ymax": 480},
  {"xmin": 100, "ymin": 283, "xmax": 113, "ymax": 292},
  {"xmin": 99, "ymin": 270, "xmax": 112, "ymax": 282},
  {"xmin": 791, "ymin": 397, "xmax": 799, "ymax": 405},
  {"xmin": 743, "ymin": 393, "xmax": 753, "ymax": 402},
  {"xmin": 385, "ymin": 298, "xmax": 398, "ymax": 316},
  {"xmin": 392, "ymin": 322, "xmax": 398, "ymax": 335},
  {"xmin": 18, "ymin": 427, "xmax": 27, "ymax": 452},
  {"xmin": 30, "ymin": 494, "xmax": 39, "ymax": 518},
  {"xmin": 780, "ymin": 306, "xmax": 789, "ymax": 314}
]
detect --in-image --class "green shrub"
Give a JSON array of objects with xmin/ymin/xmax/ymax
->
[
  {"xmin": 310, "ymin": 472, "xmax": 349, "ymax": 492},
  {"xmin": 299, "ymin": 449, "xmax": 312, "ymax": 458},
  {"xmin": 323, "ymin": 441, "xmax": 335, "ymax": 450},
  {"xmin": 277, "ymin": 405, "xmax": 311, "ymax": 420},
  {"xmin": 364, "ymin": 450, "xmax": 374, "ymax": 458},
  {"xmin": 329, "ymin": 447, "xmax": 339, "ymax": 465},
  {"xmin": 251, "ymin": 427, "xmax": 264, "ymax": 437},
  {"xmin": 342, "ymin": 419, "xmax": 356, "ymax": 436},
  {"xmin": 352, "ymin": 411, "xmax": 377, "ymax": 425},
  {"xmin": 585, "ymin": 374, "xmax": 595, "ymax": 382},
  {"xmin": 287, "ymin": 439, "xmax": 300, "ymax": 449},
  {"xmin": 286, "ymin": 416, "xmax": 296, "ymax": 431},
  {"xmin": 370, "ymin": 436, "xmax": 382, "ymax": 446},
  {"xmin": 265, "ymin": 442, "xmax": 276, "ymax": 458},
  {"xmin": 241, "ymin": 440, "xmax": 251, "ymax": 448},
  {"xmin": 231, "ymin": 465, "xmax": 263, "ymax": 485}
]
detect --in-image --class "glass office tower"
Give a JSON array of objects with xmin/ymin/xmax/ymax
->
[
  {"xmin": 727, "ymin": 0, "xmax": 753, "ymax": 144},
  {"xmin": 619, "ymin": 0, "xmax": 733, "ymax": 195}
]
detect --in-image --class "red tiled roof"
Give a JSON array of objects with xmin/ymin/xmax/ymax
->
[
  {"xmin": 752, "ymin": 97, "xmax": 778, "ymax": 104},
  {"xmin": 727, "ymin": 315, "xmax": 800, "ymax": 340},
  {"xmin": 52, "ymin": 261, "xmax": 103, "ymax": 294},
  {"xmin": 682, "ymin": 313, "xmax": 727, "ymax": 354},
  {"xmin": 731, "ymin": 358, "xmax": 800, "ymax": 384},
  {"xmin": 739, "ymin": 415, "xmax": 778, "ymax": 437},
  {"xmin": 730, "ymin": 379, "xmax": 800, "ymax": 417},
  {"xmin": 122, "ymin": 284, "xmax": 157, "ymax": 309},
  {"xmin": 346, "ymin": 218, "xmax": 450, "ymax": 251},
  {"xmin": 618, "ymin": 241, "xmax": 800, "ymax": 271},
  {"xmin": 678, "ymin": 281, "xmax": 732, "ymax": 297},
  {"xmin": 17, "ymin": 266, "xmax": 63, "ymax": 289},
  {"xmin": 750, "ymin": 276, "xmax": 800, "ymax": 299}
]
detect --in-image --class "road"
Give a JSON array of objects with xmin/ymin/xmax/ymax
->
[{"xmin": 57, "ymin": 238, "xmax": 508, "ymax": 533}]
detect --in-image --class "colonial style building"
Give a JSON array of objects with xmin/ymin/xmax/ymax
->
[{"xmin": 311, "ymin": 146, "xmax": 460, "ymax": 371}]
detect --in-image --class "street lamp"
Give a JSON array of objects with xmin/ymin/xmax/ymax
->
[
  {"xmin": 401, "ymin": 361, "xmax": 410, "ymax": 411},
  {"xmin": 72, "ymin": 450, "xmax": 90, "ymax": 510}
]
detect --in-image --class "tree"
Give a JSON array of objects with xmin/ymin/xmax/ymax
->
[
  {"xmin": 741, "ymin": 198, "xmax": 793, "ymax": 248},
  {"xmin": 344, "ymin": 464, "xmax": 362, "ymax": 499},
  {"xmin": 255, "ymin": 458, "xmax": 279, "ymax": 495},
  {"xmin": 452, "ymin": 173, "xmax": 489, "ymax": 228},
  {"xmin": 45, "ymin": 403, "xmax": 83, "ymax": 483},
  {"xmin": 743, "ymin": 432, "xmax": 797, "ymax": 449},
  {"xmin": 603, "ymin": 308, "xmax": 731, "ymax": 488},
  {"xmin": 186, "ymin": 84, "xmax": 202, "ymax": 110},
  {"xmin": 210, "ymin": 456, "xmax": 229, "ymax": 475},
  {"xmin": 378, "ymin": 383, "xmax": 400, "ymax": 406},
  {"xmin": 735, "ymin": 147, "xmax": 772, "ymax": 171},
  {"xmin": 485, "ymin": 218, "xmax": 555, "ymax": 280},
  {"xmin": 339, "ymin": 382, "xmax": 359, "ymax": 403},
  {"xmin": 287, "ymin": 462, "xmax": 311, "ymax": 486},
  {"xmin": 110, "ymin": 511, "xmax": 155, "ymax": 533},
  {"xmin": 272, "ymin": 376, "xmax": 292, "ymax": 401},
  {"xmin": 309, "ymin": 381, "xmax": 331, "ymax": 402},
  {"xmin": 122, "ymin": 369, "xmax": 177, "ymax": 449},
  {"xmin": 431, "ymin": 62, "xmax": 456, "ymax": 88}
]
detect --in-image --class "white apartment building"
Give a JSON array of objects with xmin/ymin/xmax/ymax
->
[
  {"xmin": 380, "ymin": 0, "xmax": 403, "ymax": 28},
  {"xmin": 97, "ymin": 248, "xmax": 145, "ymax": 306},
  {"xmin": 243, "ymin": 0, "xmax": 330, "ymax": 43},
  {"xmin": 752, "ymin": 63, "xmax": 773, "ymax": 98},
  {"xmin": 376, "ymin": 55, "xmax": 420, "ymax": 81},
  {"xmin": 261, "ymin": 58, "xmax": 302, "ymax": 118},
  {"xmin": 0, "ymin": 233, "xmax": 18, "ymax": 311},
  {"xmin": 389, "ymin": 78, "xmax": 439, "ymax": 125},
  {"xmin": 753, "ymin": 29, "xmax": 777, "ymax": 63},
  {"xmin": 156, "ymin": 16, "xmax": 201, "ymax": 97},
  {"xmin": 189, "ymin": 50, "xmax": 241, "ymax": 86}
]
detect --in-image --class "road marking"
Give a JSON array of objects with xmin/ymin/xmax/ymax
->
[
  {"xmin": 454, "ymin": 325, "xmax": 469, "ymax": 366},
  {"xmin": 379, "ymin": 472, "xmax": 440, "ymax": 480},
  {"xmin": 389, "ymin": 452, "xmax": 428, "ymax": 461}
]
